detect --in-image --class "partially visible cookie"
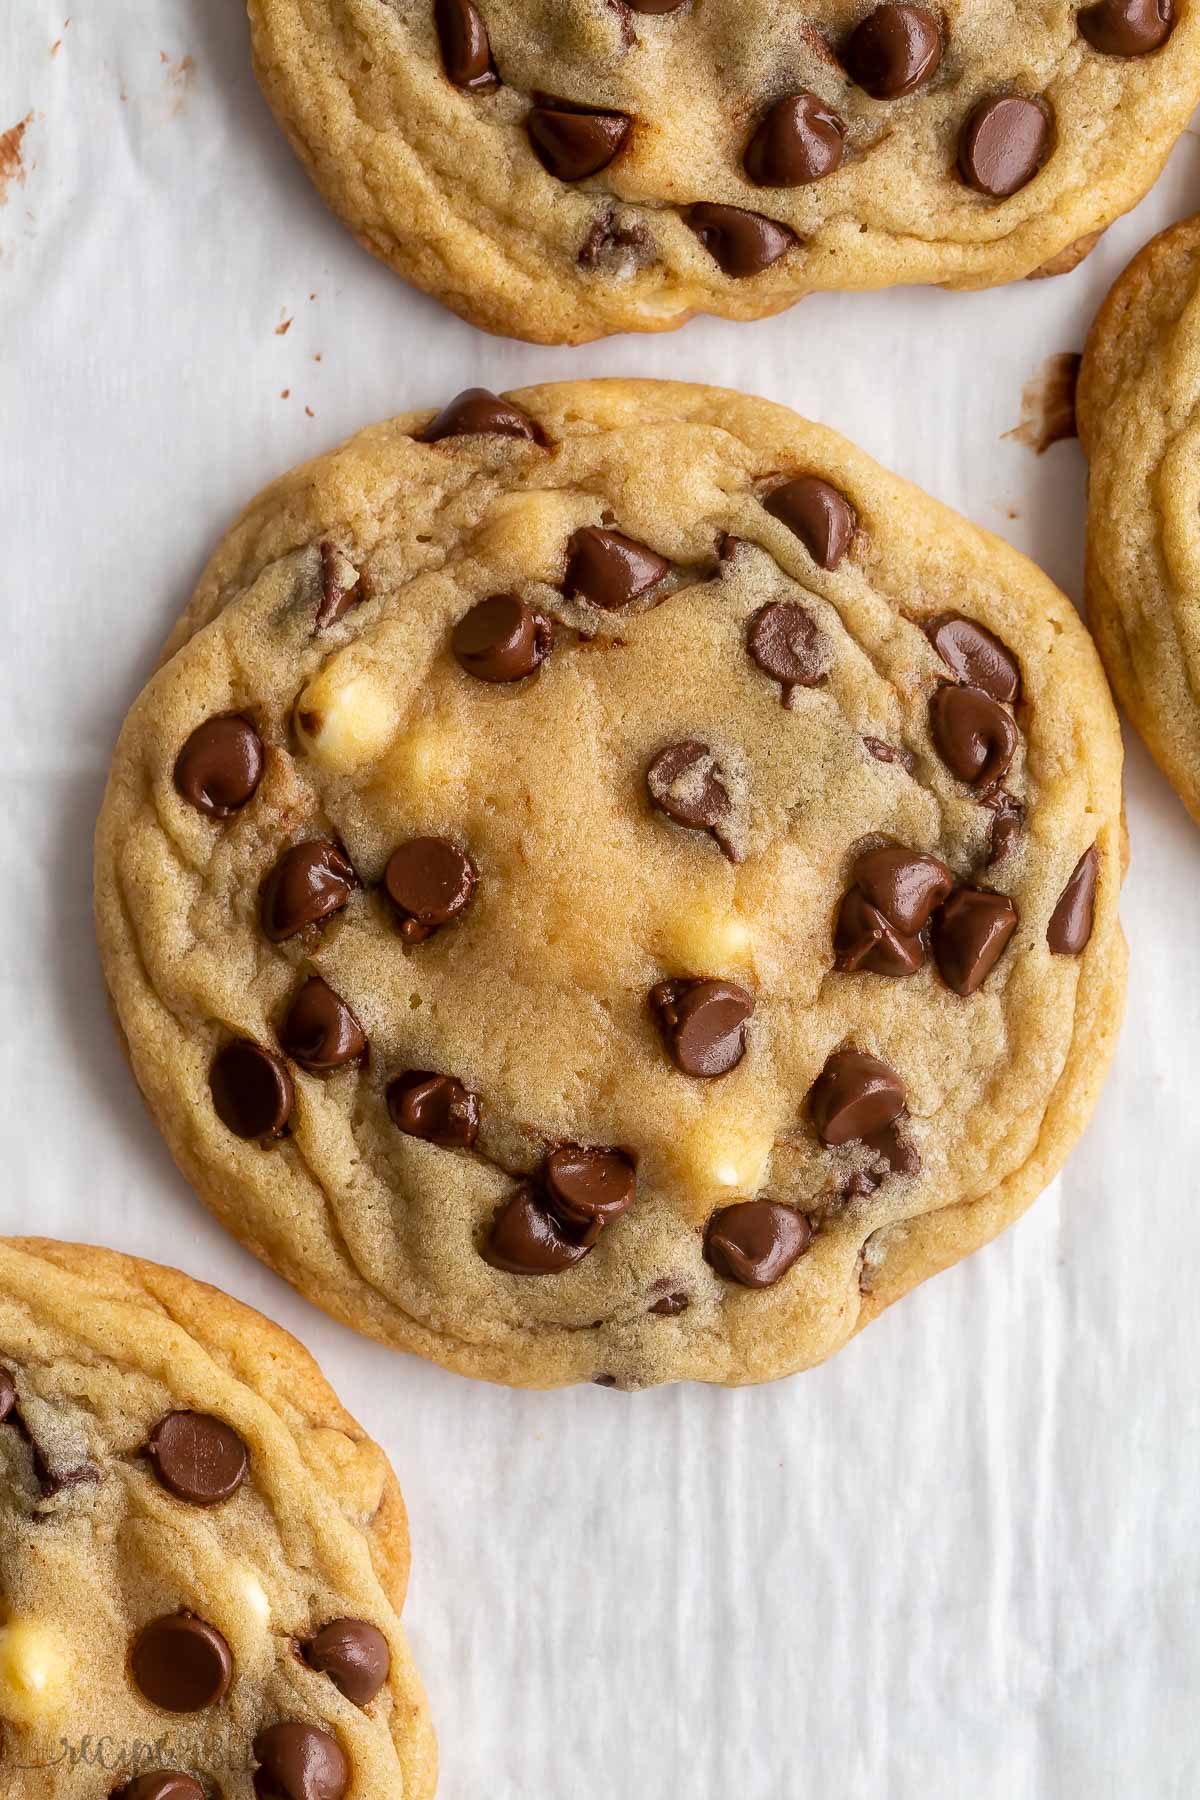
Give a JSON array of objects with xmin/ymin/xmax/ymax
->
[
  {"xmin": 1078, "ymin": 213, "xmax": 1200, "ymax": 823},
  {"xmin": 246, "ymin": 0, "xmax": 1200, "ymax": 342},
  {"xmin": 0, "ymin": 1239, "xmax": 435, "ymax": 1798}
]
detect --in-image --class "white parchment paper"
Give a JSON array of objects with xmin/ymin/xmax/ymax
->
[{"xmin": 3, "ymin": 6, "xmax": 1199, "ymax": 1795}]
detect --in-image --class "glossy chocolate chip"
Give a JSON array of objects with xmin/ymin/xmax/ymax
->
[
  {"xmin": 260, "ymin": 841, "xmax": 358, "ymax": 942},
  {"xmin": 744, "ymin": 93, "xmax": 846, "ymax": 187},
  {"xmin": 384, "ymin": 837, "xmax": 476, "ymax": 940},
  {"xmin": 763, "ymin": 476, "xmax": 856, "ymax": 570},
  {"xmin": 686, "ymin": 204, "xmax": 796, "ymax": 277},
  {"xmin": 704, "ymin": 1201, "xmax": 813, "ymax": 1289},
  {"xmin": 120, "ymin": 1776, "xmax": 205, "ymax": 1800},
  {"xmin": 808, "ymin": 1049, "xmax": 905, "ymax": 1146},
  {"xmin": 0, "ymin": 1367, "xmax": 16, "ymax": 1421},
  {"xmin": 854, "ymin": 844, "xmax": 953, "ymax": 934},
  {"xmin": 563, "ymin": 526, "xmax": 668, "ymax": 609},
  {"xmin": 843, "ymin": 5, "xmax": 943, "ymax": 97},
  {"xmin": 147, "ymin": 1411, "xmax": 248, "ymax": 1505},
  {"xmin": 544, "ymin": 1146, "xmax": 636, "ymax": 1234},
  {"xmin": 929, "ymin": 685, "xmax": 1017, "ymax": 789},
  {"xmin": 646, "ymin": 741, "xmax": 732, "ymax": 851},
  {"xmin": 484, "ymin": 1184, "xmax": 592, "ymax": 1274},
  {"xmin": 174, "ymin": 716, "xmax": 264, "ymax": 819},
  {"xmin": 959, "ymin": 96, "xmax": 1052, "ymax": 198},
  {"xmin": 316, "ymin": 543, "xmax": 362, "ymax": 631},
  {"xmin": 932, "ymin": 888, "xmax": 1018, "ymax": 995},
  {"xmin": 985, "ymin": 793, "xmax": 1024, "ymax": 865},
  {"xmin": 305, "ymin": 1619, "xmax": 391, "ymax": 1708},
  {"xmin": 453, "ymin": 594, "xmax": 552, "ymax": 682},
  {"xmin": 1079, "ymin": 0, "xmax": 1174, "ymax": 53},
  {"xmin": 131, "ymin": 1615, "xmax": 232, "ymax": 1713},
  {"xmin": 387, "ymin": 1070, "xmax": 480, "ymax": 1148},
  {"xmin": 279, "ymin": 978, "xmax": 366, "ymax": 1074},
  {"xmin": 527, "ymin": 107, "xmax": 630, "ymax": 181},
  {"xmin": 650, "ymin": 978, "xmax": 753, "ymax": 1078},
  {"xmin": 210, "ymin": 1041, "xmax": 294, "ymax": 1139},
  {"xmin": 1047, "ymin": 846, "xmax": 1098, "ymax": 954},
  {"xmin": 927, "ymin": 614, "xmax": 1020, "ymax": 703},
  {"xmin": 434, "ymin": 0, "xmax": 498, "ymax": 89},
  {"xmin": 834, "ymin": 888, "xmax": 924, "ymax": 977},
  {"xmin": 649, "ymin": 1291, "xmax": 689, "ymax": 1316},
  {"xmin": 253, "ymin": 1722, "xmax": 350, "ymax": 1800},
  {"xmin": 421, "ymin": 388, "xmax": 539, "ymax": 443},
  {"xmin": 747, "ymin": 602, "xmax": 831, "ymax": 704}
]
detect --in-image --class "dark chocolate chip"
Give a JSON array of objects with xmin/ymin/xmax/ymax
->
[
  {"xmin": 0, "ymin": 1368, "xmax": 16, "ymax": 1421},
  {"xmin": 686, "ymin": 204, "xmax": 796, "ymax": 277},
  {"xmin": 578, "ymin": 210, "xmax": 655, "ymax": 271},
  {"xmin": 1079, "ymin": 0, "xmax": 1174, "ymax": 53},
  {"xmin": 646, "ymin": 741, "xmax": 732, "ymax": 850},
  {"xmin": 863, "ymin": 735, "xmax": 913, "ymax": 771},
  {"xmin": 626, "ymin": 0, "xmax": 687, "ymax": 10},
  {"xmin": 863, "ymin": 1118, "xmax": 920, "ymax": 1177},
  {"xmin": 527, "ymin": 107, "xmax": 630, "ymax": 181},
  {"xmin": 563, "ymin": 526, "xmax": 668, "ymax": 609},
  {"xmin": 843, "ymin": 5, "xmax": 943, "ymax": 96},
  {"xmin": 834, "ymin": 888, "xmax": 924, "ymax": 977},
  {"xmin": 704, "ymin": 1201, "xmax": 813, "ymax": 1289},
  {"xmin": 146, "ymin": 1411, "xmax": 248, "ymax": 1506},
  {"xmin": 853, "ymin": 843, "xmax": 953, "ymax": 934},
  {"xmin": 483, "ymin": 1184, "xmax": 592, "ymax": 1274},
  {"xmin": 130, "ymin": 1615, "xmax": 232, "ymax": 1714},
  {"xmin": 650, "ymin": 978, "xmax": 753, "ymax": 1078},
  {"xmin": 544, "ymin": 1146, "xmax": 636, "ymax": 1234},
  {"xmin": 932, "ymin": 888, "xmax": 1018, "ymax": 995},
  {"xmin": 929, "ymin": 684, "xmax": 1017, "ymax": 788},
  {"xmin": 384, "ymin": 837, "xmax": 476, "ymax": 937},
  {"xmin": 316, "ymin": 543, "xmax": 362, "ymax": 631},
  {"xmin": 387, "ymin": 1071, "xmax": 480, "ymax": 1148},
  {"xmin": 808, "ymin": 1048, "xmax": 905, "ymax": 1145},
  {"xmin": 210, "ymin": 1041, "xmax": 294, "ymax": 1139},
  {"xmin": 174, "ymin": 716, "xmax": 264, "ymax": 819},
  {"xmin": 119, "ymin": 1776, "xmax": 205, "ymax": 1800},
  {"xmin": 763, "ymin": 476, "xmax": 856, "ymax": 570},
  {"xmin": 649, "ymin": 1291, "xmax": 689, "ymax": 1316},
  {"xmin": 1047, "ymin": 846, "xmax": 1098, "ymax": 954},
  {"xmin": 926, "ymin": 614, "xmax": 1021, "ymax": 703},
  {"xmin": 279, "ymin": 977, "xmax": 366, "ymax": 1074},
  {"xmin": 744, "ymin": 93, "xmax": 846, "ymax": 187},
  {"xmin": 985, "ymin": 793, "xmax": 1024, "ymax": 865},
  {"xmin": 452, "ymin": 594, "xmax": 552, "ymax": 682},
  {"xmin": 253, "ymin": 1722, "xmax": 350, "ymax": 1800},
  {"xmin": 959, "ymin": 96, "xmax": 1053, "ymax": 199},
  {"xmin": 305, "ymin": 1619, "xmax": 391, "ymax": 1708},
  {"xmin": 746, "ymin": 601, "xmax": 831, "ymax": 704},
  {"xmin": 260, "ymin": 841, "xmax": 358, "ymax": 942},
  {"xmin": 421, "ymin": 388, "xmax": 540, "ymax": 443},
  {"xmin": 434, "ymin": 0, "xmax": 498, "ymax": 89}
]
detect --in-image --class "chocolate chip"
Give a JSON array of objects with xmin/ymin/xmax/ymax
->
[
  {"xmin": 853, "ymin": 844, "xmax": 953, "ymax": 934},
  {"xmin": 1047, "ymin": 846, "xmax": 1098, "ymax": 955},
  {"xmin": 147, "ymin": 1411, "xmax": 249, "ymax": 1505},
  {"xmin": 279, "ymin": 977, "xmax": 367, "ymax": 1073},
  {"xmin": 421, "ymin": 388, "xmax": 540, "ymax": 443},
  {"xmin": 650, "ymin": 978, "xmax": 753, "ymax": 1078},
  {"xmin": 452, "ymin": 594, "xmax": 552, "ymax": 682},
  {"xmin": 763, "ymin": 476, "xmax": 856, "ymax": 570},
  {"xmin": 563, "ymin": 526, "xmax": 668, "ymax": 609},
  {"xmin": 686, "ymin": 203, "xmax": 796, "ymax": 277},
  {"xmin": 253, "ymin": 1723, "xmax": 350, "ymax": 1800},
  {"xmin": 746, "ymin": 602, "xmax": 831, "ymax": 705},
  {"xmin": 131, "ymin": 1615, "xmax": 233, "ymax": 1713},
  {"xmin": 434, "ymin": 0, "xmax": 498, "ymax": 89},
  {"xmin": 744, "ymin": 93, "xmax": 846, "ymax": 187},
  {"xmin": 863, "ymin": 1119, "xmax": 919, "ymax": 1177},
  {"xmin": 384, "ymin": 837, "xmax": 476, "ymax": 940},
  {"xmin": 592, "ymin": 1373, "xmax": 618, "ymax": 1387},
  {"xmin": 305, "ymin": 1619, "xmax": 391, "ymax": 1708},
  {"xmin": 387, "ymin": 1071, "xmax": 480, "ymax": 1147},
  {"xmin": 985, "ymin": 793, "xmax": 1024, "ymax": 865},
  {"xmin": 544, "ymin": 1146, "xmax": 636, "ymax": 1235},
  {"xmin": 704, "ymin": 1201, "xmax": 813, "ymax": 1289},
  {"xmin": 210, "ymin": 1041, "xmax": 294, "ymax": 1139},
  {"xmin": 808, "ymin": 1048, "xmax": 905, "ymax": 1145},
  {"xmin": 578, "ymin": 209, "xmax": 655, "ymax": 271},
  {"xmin": 959, "ymin": 96, "xmax": 1053, "ymax": 199},
  {"xmin": 173, "ymin": 716, "xmax": 264, "ymax": 819},
  {"xmin": 483, "ymin": 1184, "xmax": 592, "ymax": 1274},
  {"xmin": 863, "ymin": 735, "xmax": 913, "ymax": 771},
  {"xmin": 119, "ymin": 1776, "xmax": 205, "ymax": 1800},
  {"xmin": 649, "ymin": 1291, "xmax": 689, "ymax": 1316},
  {"xmin": 1079, "ymin": 0, "xmax": 1174, "ymax": 53},
  {"xmin": 260, "ymin": 841, "xmax": 358, "ymax": 942},
  {"xmin": 842, "ymin": 5, "xmax": 943, "ymax": 97},
  {"xmin": 932, "ymin": 888, "xmax": 1018, "ymax": 995},
  {"xmin": 316, "ymin": 543, "xmax": 362, "ymax": 631},
  {"xmin": 926, "ymin": 614, "xmax": 1021, "ymax": 703},
  {"xmin": 646, "ymin": 741, "xmax": 734, "ymax": 855},
  {"xmin": 834, "ymin": 888, "xmax": 924, "ymax": 977},
  {"xmin": 929, "ymin": 685, "xmax": 1017, "ymax": 789},
  {"xmin": 527, "ymin": 107, "xmax": 630, "ymax": 181},
  {"xmin": 0, "ymin": 1368, "xmax": 16, "ymax": 1422},
  {"xmin": 626, "ymin": 0, "xmax": 687, "ymax": 10}
]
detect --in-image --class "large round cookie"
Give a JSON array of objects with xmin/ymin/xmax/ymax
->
[
  {"xmin": 95, "ymin": 380, "xmax": 1126, "ymax": 1390},
  {"xmin": 246, "ymin": 0, "xmax": 1200, "ymax": 343},
  {"xmin": 1078, "ymin": 213, "xmax": 1200, "ymax": 823},
  {"xmin": 0, "ymin": 1239, "xmax": 435, "ymax": 1799}
]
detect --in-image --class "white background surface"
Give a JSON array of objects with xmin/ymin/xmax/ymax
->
[{"xmin": 3, "ymin": 5, "xmax": 1199, "ymax": 1795}]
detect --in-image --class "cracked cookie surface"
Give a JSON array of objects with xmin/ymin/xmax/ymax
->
[
  {"xmin": 0, "ymin": 1239, "xmax": 435, "ymax": 1798},
  {"xmin": 95, "ymin": 379, "xmax": 1126, "ymax": 1389},
  {"xmin": 245, "ymin": 0, "xmax": 1200, "ymax": 342}
]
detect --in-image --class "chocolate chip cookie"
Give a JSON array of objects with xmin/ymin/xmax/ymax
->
[
  {"xmin": 245, "ymin": 0, "xmax": 1199, "ymax": 343},
  {"xmin": 95, "ymin": 380, "xmax": 1127, "ymax": 1388},
  {"xmin": 1078, "ymin": 213, "xmax": 1200, "ymax": 824},
  {"xmin": 0, "ymin": 1239, "xmax": 435, "ymax": 1797}
]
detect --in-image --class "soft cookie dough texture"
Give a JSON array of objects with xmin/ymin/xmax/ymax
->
[
  {"xmin": 95, "ymin": 380, "xmax": 1126, "ymax": 1390},
  {"xmin": 0, "ymin": 1239, "xmax": 435, "ymax": 1798},
  {"xmin": 245, "ymin": 0, "xmax": 1200, "ymax": 342},
  {"xmin": 1079, "ymin": 213, "xmax": 1200, "ymax": 824}
]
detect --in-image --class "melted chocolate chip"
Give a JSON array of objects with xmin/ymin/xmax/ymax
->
[
  {"xmin": 527, "ymin": 106, "xmax": 630, "ymax": 181},
  {"xmin": 119, "ymin": 1776, "xmax": 205, "ymax": 1800},
  {"xmin": 959, "ymin": 96, "xmax": 1053, "ymax": 199},
  {"xmin": 985, "ymin": 793, "xmax": 1024, "ymax": 865},
  {"xmin": 453, "ymin": 594, "xmax": 552, "ymax": 682},
  {"xmin": 544, "ymin": 1145, "xmax": 636, "ymax": 1234},
  {"xmin": 210, "ymin": 1041, "xmax": 294, "ymax": 1139},
  {"xmin": 387, "ymin": 1071, "xmax": 480, "ymax": 1148},
  {"xmin": 174, "ymin": 716, "xmax": 264, "ymax": 819},
  {"xmin": 649, "ymin": 1291, "xmax": 689, "ymax": 1316},
  {"xmin": 863, "ymin": 735, "xmax": 913, "ymax": 771},
  {"xmin": 834, "ymin": 888, "xmax": 924, "ymax": 977},
  {"xmin": 434, "ymin": 0, "xmax": 498, "ymax": 89},
  {"xmin": 483, "ymin": 1184, "xmax": 592, "ymax": 1274},
  {"xmin": 843, "ymin": 5, "xmax": 943, "ymax": 97},
  {"xmin": 744, "ymin": 93, "xmax": 846, "ymax": 187},
  {"xmin": 564, "ymin": 526, "xmax": 668, "ymax": 609},
  {"xmin": 926, "ymin": 614, "xmax": 1021, "ymax": 704},
  {"xmin": 929, "ymin": 684, "xmax": 1017, "ymax": 789},
  {"xmin": 421, "ymin": 388, "xmax": 540, "ymax": 443},
  {"xmin": 316, "ymin": 543, "xmax": 362, "ymax": 631},
  {"xmin": 854, "ymin": 844, "xmax": 953, "ymax": 934},
  {"xmin": 1079, "ymin": 0, "xmax": 1174, "ymax": 53},
  {"xmin": 260, "ymin": 841, "xmax": 358, "ymax": 942},
  {"xmin": 932, "ymin": 888, "xmax": 1018, "ymax": 995},
  {"xmin": 646, "ymin": 741, "xmax": 734, "ymax": 856},
  {"xmin": 0, "ymin": 1367, "xmax": 16, "ymax": 1421},
  {"xmin": 147, "ymin": 1412, "xmax": 248, "ymax": 1506},
  {"xmin": 808, "ymin": 1049, "xmax": 906, "ymax": 1146},
  {"xmin": 704, "ymin": 1201, "xmax": 813, "ymax": 1289},
  {"xmin": 253, "ymin": 1722, "xmax": 350, "ymax": 1800},
  {"xmin": 1047, "ymin": 846, "xmax": 1098, "ymax": 954},
  {"xmin": 650, "ymin": 978, "xmax": 753, "ymax": 1078},
  {"xmin": 746, "ymin": 601, "xmax": 831, "ymax": 704},
  {"xmin": 384, "ymin": 837, "xmax": 476, "ymax": 939},
  {"xmin": 130, "ymin": 1615, "xmax": 232, "ymax": 1713},
  {"xmin": 279, "ymin": 977, "xmax": 366, "ymax": 1073},
  {"xmin": 578, "ymin": 209, "xmax": 655, "ymax": 271},
  {"xmin": 305, "ymin": 1619, "xmax": 391, "ymax": 1707},
  {"xmin": 686, "ymin": 203, "xmax": 797, "ymax": 277},
  {"xmin": 763, "ymin": 476, "xmax": 856, "ymax": 571}
]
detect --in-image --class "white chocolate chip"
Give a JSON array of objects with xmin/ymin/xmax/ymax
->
[
  {"xmin": 679, "ymin": 1117, "xmax": 773, "ymax": 1198},
  {"xmin": 469, "ymin": 490, "xmax": 585, "ymax": 580},
  {"xmin": 376, "ymin": 728, "xmax": 454, "ymax": 796},
  {"xmin": 661, "ymin": 903, "xmax": 753, "ymax": 972},
  {"xmin": 0, "ymin": 1622, "xmax": 69, "ymax": 1722},
  {"xmin": 295, "ymin": 661, "xmax": 399, "ymax": 773},
  {"xmin": 234, "ymin": 1566, "xmax": 271, "ymax": 1626}
]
